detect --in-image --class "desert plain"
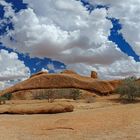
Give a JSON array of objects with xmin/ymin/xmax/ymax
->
[{"xmin": 0, "ymin": 95, "xmax": 139, "ymax": 140}]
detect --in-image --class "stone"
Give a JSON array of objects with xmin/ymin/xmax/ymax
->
[
  {"xmin": 91, "ymin": 71, "xmax": 98, "ymax": 79},
  {"xmin": 1, "ymin": 70, "xmax": 121, "ymax": 97}
]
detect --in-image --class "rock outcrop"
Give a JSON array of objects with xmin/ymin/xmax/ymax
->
[
  {"xmin": 0, "ymin": 102, "xmax": 74, "ymax": 114},
  {"xmin": 1, "ymin": 70, "xmax": 121, "ymax": 97},
  {"xmin": 30, "ymin": 71, "xmax": 48, "ymax": 78},
  {"xmin": 60, "ymin": 70, "xmax": 77, "ymax": 75},
  {"xmin": 91, "ymin": 71, "xmax": 98, "ymax": 79}
]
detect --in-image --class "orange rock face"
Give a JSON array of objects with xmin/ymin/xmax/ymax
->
[
  {"xmin": 60, "ymin": 69, "xmax": 77, "ymax": 75},
  {"xmin": 30, "ymin": 71, "xmax": 48, "ymax": 78},
  {"xmin": 0, "ymin": 102, "xmax": 74, "ymax": 114},
  {"xmin": 108, "ymin": 80, "xmax": 122, "ymax": 89},
  {"xmin": 91, "ymin": 71, "xmax": 98, "ymax": 79},
  {"xmin": 1, "ymin": 70, "xmax": 120, "ymax": 97}
]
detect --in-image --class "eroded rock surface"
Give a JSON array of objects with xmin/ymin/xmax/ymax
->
[
  {"xmin": 1, "ymin": 70, "xmax": 121, "ymax": 97},
  {"xmin": 0, "ymin": 102, "xmax": 74, "ymax": 114}
]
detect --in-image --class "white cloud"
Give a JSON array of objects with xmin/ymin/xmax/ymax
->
[
  {"xmin": 0, "ymin": 0, "xmax": 15, "ymax": 18},
  {"xmin": 89, "ymin": 0, "xmax": 140, "ymax": 56},
  {"xmin": 0, "ymin": 50, "xmax": 30, "ymax": 90},
  {"xmin": 42, "ymin": 63, "xmax": 65, "ymax": 73},
  {"xmin": 41, "ymin": 68, "xmax": 48, "ymax": 72},
  {"xmin": 0, "ymin": 0, "xmax": 140, "ymax": 80},
  {"xmin": 47, "ymin": 63, "xmax": 55, "ymax": 71},
  {"xmin": 68, "ymin": 56, "xmax": 140, "ymax": 79},
  {"xmin": 1, "ymin": 0, "xmax": 114, "ymax": 61}
]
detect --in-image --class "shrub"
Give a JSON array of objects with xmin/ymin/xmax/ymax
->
[
  {"xmin": 70, "ymin": 89, "xmax": 81, "ymax": 100},
  {"xmin": 1, "ymin": 93, "xmax": 12, "ymax": 100},
  {"xmin": 34, "ymin": 89, "xmax": 55, "ymax": 103},
  {"xmin": 115, "ymin": 76, "xmax": 140, "ymax": 102},
  {"xmin": 46, "ymin": 90, "xmax": 55, "ymax": 103},
  {"xmin": 33, "ymin": 88, "xmax": 81, "ymax": 101},
  {"xmin": 0, "ymin": 93, "xmax": 12, "ymax": 105},
  {"xmin": 0, "ymin": 96, "xmax": 6, "ymax": 105}
]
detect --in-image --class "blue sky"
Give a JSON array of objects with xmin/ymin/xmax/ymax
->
[
  {"xmin": 0, "ymin": 0, "xmax": 140, "ymax": 89},
  {"xmin": 108, "ymin": 18, "xmax": 140, "ymax": 62},
  {"xmin": 0, "ymin": 0, "xmax": 139, "ymax": 73},
  {"xmin": 0, "ymin": 0, "xmax": 66, "ymax": 74}
]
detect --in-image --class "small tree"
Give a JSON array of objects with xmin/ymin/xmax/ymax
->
[
  {"xmin": 71, "ymin": 89, "xmax": 81, "ymax": 100},
  {"xmin": 47, "ymin": 89, "xmax": 55, "ymax": 103},
  {"xmin": 116, "ymin": 76, "xmax": 140, "ymax": 102},
  {"xmin": 2, "ymin": 93, "xmax": 12, "ymax": 100},
  {"xmin": 33, "ymin": 89, "xmax": 55, "ymax": 103}
]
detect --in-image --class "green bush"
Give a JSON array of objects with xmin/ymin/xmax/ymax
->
[
  {"xmin": 1, "ymin": 93, "xmax": 12, "ymax": 100},
  {"xmin": 115, "ymin": 76, "xmax": 140, "ymax": 102},
  {"xmin": 34, "ymin": 89, "xmax": 55, "ymax": 103},
  {"xmin": 70, "ymin": 89, "xmax": 81, "ymax": 100},
  {"xmin": 33, "ymin": 88, "xmax": 81, "ymax": 101}
]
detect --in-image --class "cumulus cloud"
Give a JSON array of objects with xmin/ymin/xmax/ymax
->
[
  {"xmin": 0, "ymin": 50, "xmax": 30, "ymax": 90},
  {"xmin": 89, "ymin": 0, "xmax": 140, "ymax": 56},
  {"xmin": 68, "ymin": 56, "xmax": 140, "ymax": 79},
  {"xmin": 1, "ymin": 1, "xmax": 114, "ymax": 62},
  {"xmin": 0, "ymin": 0, "xmax": 15, "ymax": 20},
  {"xmin": 41, "ymin": 68, "xmax": 48, "ymax": 72},
  {"xmin": 0, "ymin": 0, "xmax": 140, "ymax": 79}
]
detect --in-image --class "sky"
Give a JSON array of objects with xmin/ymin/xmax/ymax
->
[{"xmin": 0, "ymin": 0, "xmax": 140, "ymax": 89}]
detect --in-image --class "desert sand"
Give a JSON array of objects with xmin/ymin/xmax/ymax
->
[{"xmin": 0, "ymin": 96, "xmax": 139, "ymax": 140}]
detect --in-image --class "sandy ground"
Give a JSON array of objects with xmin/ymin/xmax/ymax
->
[{"xmin": 0, "ymin": 96, "xmax": 140, "ymax": 140}]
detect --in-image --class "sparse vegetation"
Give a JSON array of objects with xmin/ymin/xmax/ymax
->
[
  {"xmin": 2, "ymin": 93, "xmax": 12, "ymax": 100},
  {"xmin": 115, "ymin": 76, "xmax": 140, "ymax": 102},
  {"xmin": 47, "ymin": 90, "xmax": 55, "ymax": 103},
  {"xmin": 33, "ymin": 88, "xmax": 81, "ymax": 101},
  {"xmin": 0, "ymin": 96, "xmax": 6, "ymax": 105},
  {"xmin": 70, "ymin": 89, "xmax": 81, "ymax": 100},
  {"xmin": 33, "ymin": 89, "xmax": 55, "ymax": 103},
  {"xmin": 0, "ymin": 93, "xmax": 12, "ymax": 105}
]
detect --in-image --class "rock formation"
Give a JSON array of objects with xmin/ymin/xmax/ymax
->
[
  {"xmin": 1, "ymin": 70, "xmax": 121, "ymax": 98},
  {"xmin": 30, "ymin": 71, "xmax": 48, "ymax": 78},
  {"xmin": 91, "ymin": 71, "xmax": 98, "ymax": 79},
  {"xmin": 60, "ymin": 69, "xmax": 77, "ymax": 75},
  {"xmin": 0, "ymin": 102, "xmax": 74, "ymax": 114}
]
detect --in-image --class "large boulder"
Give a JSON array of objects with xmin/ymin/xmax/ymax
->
[
  {"xmin": 0, "ymin": 102, "xmax": 74, "ymax": 114},
  {"xmin": 91, "ymin": 71, "xmax": 98, "ymax": 79},
  {"xmin": 1, "ymin": 70, "xmax": 120, "ymax": 97}
]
